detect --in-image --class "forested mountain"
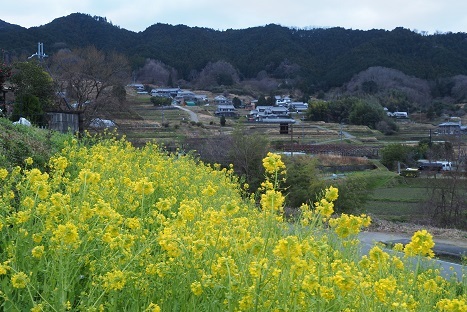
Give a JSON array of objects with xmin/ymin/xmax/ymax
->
[{"xmin": 1, "ymin": 13, "xmax": 467, "ymax": 93}]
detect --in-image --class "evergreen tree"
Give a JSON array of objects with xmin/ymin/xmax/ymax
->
[{"xmin": 10, "ymin": 61, "xmax": 54, "ymax": 124}]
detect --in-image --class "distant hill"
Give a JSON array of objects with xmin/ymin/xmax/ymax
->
[
  {"xmin": 1, "ymin": 13, "xmax": 467, "ymax": 93},
  {"xmin": 0, "ymin": 20, "xmax": 24, "ymax": 30}
]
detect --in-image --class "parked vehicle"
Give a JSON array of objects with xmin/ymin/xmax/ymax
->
[
  {"xmin": 417, "ymin": 160, "xmax": 452, "ymax": 172},
  {"xmin": 400, "ymin": 168, "xmax": 420, "ymax": 177}
]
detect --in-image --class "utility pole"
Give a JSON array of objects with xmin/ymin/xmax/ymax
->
[{"xmin": 290, "ymin": 123, "xmax": 294, "ymax": 156}]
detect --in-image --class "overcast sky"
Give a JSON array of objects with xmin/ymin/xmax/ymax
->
[{"xmin": 2, "ymin": 1, "xmax": 467, "ymax": 34}]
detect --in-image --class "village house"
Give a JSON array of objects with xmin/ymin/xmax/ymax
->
[
  {"xmin": 214, "ymin": 95, "xmax": 230, "ymax": 105},
  {"xmin": 175, "ymin": 90, "xmax": 197, "ymax": 103},
  {"xmin": 289, "ymin": 102, "xmax": 308, "ymax": 113},
  {"xmin": 275, "ymin": 96, "xmax": 292, "ymax": 106},
  {"xmin": 150, "ymin": 88, "xmax": 181, "ymax": 98},
  {"xmin": 248, "ymin": 105, "xmax": 295, "ymax": 123},
  {"xmin": 129, "ymin": 83, "xmax": 145, "ymax": 91},
  {"xmin": 215, "ymin": 104, "xmax": 237, "ymax": 117},
  {"xmin": 436, "ymin": 121, "xmax": 467, "ymax": 135}
]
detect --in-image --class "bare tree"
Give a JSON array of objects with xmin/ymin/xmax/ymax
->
[
  {"xmin": 50, "ymin": 46, "xmax": 130, "ymax": 114},
  {"xmin": 196, "ymin": 60, "xmax": 240, "ymax": 89},
  {"xmin": 241, "ymin": 70, "xmax": 280, "ymax": 94},
  {"xmin": 344, "ymin": 66, "xmax": 432, "ymax": 107},
  {"xmin": 136, "ymin": 59, "xmax": 177, "ymax": 86},
  {"xmin": 451, "ymin": 75, "xmax": 467, "ymax": 102},
  {"xmin": 185, "ymin": 127, "xmax": 269, "ymax": 191},
  {"xmin": 423, "ymin": 173, "xmax": 467, "ymax": 230}
]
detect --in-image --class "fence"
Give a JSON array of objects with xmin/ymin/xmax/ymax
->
[
  {"xmin": 47, "ymin": 112, "xmax": 80, "ymax": 133},
  {"xmin": 282, "ymin": 143, "xmax": 381, "ymax": 158}
]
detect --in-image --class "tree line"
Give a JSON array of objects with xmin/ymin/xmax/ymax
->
[{"xmin": 2, "ymin": 13, "xmax": 467, "ymax": 94}]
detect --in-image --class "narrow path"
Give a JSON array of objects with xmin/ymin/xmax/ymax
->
[{"xmin": 172, "ymin": 104, "xmax": 199, "ymax": 123}]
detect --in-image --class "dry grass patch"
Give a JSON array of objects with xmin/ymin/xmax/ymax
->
[{"xmin": 317, "ymin": 154, "xmax": 372, "ymax": 166}]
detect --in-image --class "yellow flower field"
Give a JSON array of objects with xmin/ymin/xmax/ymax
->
[{"xmin": 0, "ymin": 137, "xmax": 465, "ymax": 311}]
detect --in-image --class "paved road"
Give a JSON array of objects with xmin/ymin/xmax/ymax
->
[
  {"xmin": 173, "ymin": 104, "xmax": 199, "ymax": 122},
  {"xmin": 359, "ymin": 231, "xmax": 466, "ymax": 281}
]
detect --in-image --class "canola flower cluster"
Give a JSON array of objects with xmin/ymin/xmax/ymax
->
[{"xmin": 0, "ymin": 136, "xmax": 465, "ymax": 311}]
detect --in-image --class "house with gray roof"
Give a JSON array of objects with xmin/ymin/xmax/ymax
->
[{"xmin": 437, "ymin": 121, "xmax": 467, "ymax": 135}]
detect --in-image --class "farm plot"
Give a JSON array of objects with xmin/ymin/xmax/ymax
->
[{"xmin": 364, "ymin": 178, "xmax": 430, "ymax": 222}]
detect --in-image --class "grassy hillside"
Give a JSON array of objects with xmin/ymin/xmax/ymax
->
[{"xmin": 0, "ymin": 117, "xmax": 72, "ymax": 170}]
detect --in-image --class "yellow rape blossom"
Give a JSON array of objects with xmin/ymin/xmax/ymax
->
[
  {"xmin": 134, "ymin": 177, "xmax": 155, "ymax": 195},
  {"xmin": 24, "ymin": 157, "xmax": 33, "ymax": 165},
  {"xmin": 126, "ymin": 217, "xmax": 141, "ymax": 230},
  {"xmin": 33, "ymin": 233, "xmax": 43, "ymax": 243},
  {"xmin": 314, "ymin": 198, "xmax": 334, "ymax": 219},
  {"xmin": 211, "ymin": 256, "xmax": 239, "ymax": 280},
  {"xmin": 190, "ymin": 281, "xmax": 203, "ymax": 296},
  {"xmin": 30, "ymin": 303, "xmax": 45, "ymax": 312},
  {"xmin": 31, "ymin": 245, "xmax": 45, "ymax": 258},
  {"xmin": 0, "ymin": 168, "xmax": 8, "ymax": 180},
  {"xmin": 238, "ymin": 287, "xmax": 255, "ymax": 310},
  {"xmin": 319, "ymin": 285, "xmax": 335, "ymax": 301},
  {"xmin": 146, "ymin": 303, "xmax": 161, "ymax": 312},
  {"xmin": 374, "ymin": 276, "xmax": 397, "ymax": 303},
  {"xmin": 15, "ymin": 210, "xmax": 31, "ymax": 224},
  {"xmin": 27, "ymin": 168, "xmax": 48, "ymax": 184},
  {"xmin": 0, "ymin": 136, "xmax": 463, "ymax": 311},
  {"xmin": 50, "ymin": 192, "xmax": 70, "ymax": 208},
  {"xmin": 102, "ymin": 270, "xmax": 126, "ymax": 291},
  {"xmin": 369, "ymin": 245, "xmax": 390, "ymax": 263},
  {"xmin": 331, "ymin": 270, "xmax": 356, "ymax": 292},
  {"xmin": 52, "ymin": 222, "xmax": 80, "ymax": 248},
  {"xmin": 201, "ymin": 183, "xmax": 217, "ymax": 197},
  {"xmin": 262, "ymin": 152, "xmax": 286, "ymax": 174},
  {"xmin": 11, "ymin": 271, "xmax": 29, "ymax": 288},
  {"xmin": 404, "ymin": 229, "xmax": 435, "ymax": 258},
  {"xmin": 49, "ymin": 155, "xmax": 68, "ymax": 171},
  {"xmin": 78, "ymin": 168, "xmax": 101, "ymax": 184},
  {"xmin": 301, "ymin": 274, "xmax": 319, "ymax": 294},
  {"xmin": 156, "ymin": 196, "xmax": 177, "ymax": 211},
  {"xmin": 260, "ymin": 189, "xmax": 285, "ymax": 213},
  {"xmin": 0, "ymin": 262, "xmax": 10, "ymax": 275},
  {"xmin": 328, "ymin": 214, "xmax": 371, "ymax": 238},
  {"xmin": 248, "ymin": 258, "xmax": 268, "ymax": 279},
  {"xmin": 325, "ymin": 186, "xmax": 338, "ymax": 201},
  {"xmin": 436, "ymin": 298, "xmax": 467, "ymax": 311},
  {"xmin": 273, "ymin": 236, "xmax": 303, "ymax": 262}
]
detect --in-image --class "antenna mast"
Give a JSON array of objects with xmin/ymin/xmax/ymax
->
[{"xmin": 28, "ymin": 42, "xmax": 48, "ymax": 60}]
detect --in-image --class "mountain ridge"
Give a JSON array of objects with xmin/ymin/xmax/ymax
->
[{"xmin": 1, "ymin": 13, "xmax": 467, "ymax": 92}]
